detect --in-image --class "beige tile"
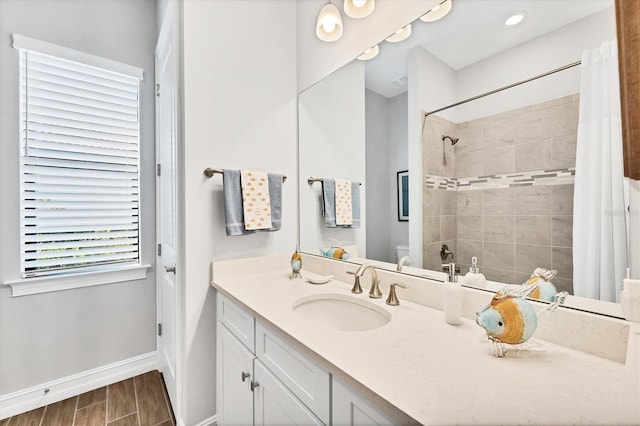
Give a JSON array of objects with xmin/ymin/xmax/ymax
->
[
  {"xmin": 457, "ymin": 239, "xmax": 483, "ymax": 267},
  {"xmin": 440, "ymin": 190, "xmax": 454, "ymax": 215},
  {"xmin": 107, "ymin": 378, "xmax": 137, "ymax": 422},
  {"xmin": 457, "ymin": 190, "xmax": 483, "ymax": 216},
  {"xmin": 552, "ymin": 247, "xmax": 573, "ymax": 279},
  {"xmin": 483, "ymin": 146, "xmax": 515, "ymax": 175},
  {"xmin": 483, "ymin": 267, "xmax": 516, "ymax": 284},
  {"xmin": 442, "ymin": 150, "xmax": 456, "ymax": 177},
  {"xmin": 516, "ymin": 108, "xmax": 552, "ymax": 143},
  {"xmin": 425, "ymin": 216, "xmax": 441, "ymax": 243},
  {"xmin": 455, "ymin": 124, "xmax": 483, "ymax": 153},
  {"xmin": 424, "ymin": 149, "xmax": 443, "ymax": 176},
  {"xmin": 552, "ymin": 184, "xmax": 574, "ymax": 215},
  {"xmin": 552, "ymin": 215, "xmax": 573, "ymax": 247},
  {"xmin": 457, "ymin": 216, "xmax": 482, "ymax": 241},
  {"xmin": 554, "ymin": 277, "xmax": 574, "ymax": 295},
  {"xmin": 77, "ymin": 387, "xmax": 107, "ymax": 410},
  {"xmin": 75, "ymin": 401, "xmax": 106, "ymax": 426},
  {"xmin": 456, "ymin": 150, "xmax": 484, "ymax": 178},
  {"xmin": 423, "ymin": 117, "xmax": 448, "ymax": 153},
  {"xmin": 483, "ymin": 242, "xmax": 515, "ymax": 270},
  {"xmin": 515, "ymin": 140, "xmax": 552, "ymax": 172},
  {"xmin": 516, "ymin": 244, "xmax": 552, "ymax": 275},
  {"xmin": 515, "ymin": 216, "xmax": 552, "ymax": 245},
  {"xmin": 484, "ymin": 216, "xmax": 514, "ymax": 243},
  {"xmin": 7, "ymin": 407, "xmax": 44, "ymax": 426},
  {"xmin": 425, "ymin": 242, "xmax": 444, "ymax": 270},
  {"xmin": 42, "ymin": 396, "xmax": 77, "ymax": 425},
  {"xmin": 550, "ymin": 100, "xmax": 579, "ymax": 137},
  {"xmin": 440, "ymin": 215, "xmax": 454, "ymax": 241},
  {"xmin": 552, "ymin": 135, "xmax": 577, "ymax": 169},
  {"xmin": 515, "ymin": 186, "xmax": 553, "ymax": 215},
  {"xmin": 135, "ymin": 372, "xmax": 171, "ymax": 426},
  {"xmin": 483, "ymin": 188, "xmax": 514, "ymax": 215},
  {"xmin": 423, "ymin": 189, "xmax": 441, "ymax": 216},
  {"xmin": 483, "ymin": 118, "xmax": 516, "ymax": 148},
  {"xmin": 515, "ymin": 272, "xmax": 532, "ymax": 285}
]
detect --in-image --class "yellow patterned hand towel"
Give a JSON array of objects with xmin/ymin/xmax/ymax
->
[
  {"xmin": 335, "ymin": 179, "xmax": 353, "ymax": 226},
  {"xmin": 241, "ymin": 170, "xmax": 272, "ymax": 230}
]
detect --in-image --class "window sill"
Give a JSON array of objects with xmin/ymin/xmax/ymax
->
[{"xmin": 2, "ymin": 264, "xmax": 152, "ymax": 297}]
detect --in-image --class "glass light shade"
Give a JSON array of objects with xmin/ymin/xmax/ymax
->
[
  {"xmin": 316, "ymin": 3, "xmax": 344, "ymax": 42},
  {"xmin": 344, "ymin": 0, "xmax": 375, "ymax": 19},
  {"xmin": 357, "ymin": 45, "xmax": 379, "ymax": 61},
  {"xmin": 385, "ymin": 24, "xmax": 412, "ymax": 43},
  {"xmin": 419, "ymin": 0, "xmax": 452, "ymax": 22}
]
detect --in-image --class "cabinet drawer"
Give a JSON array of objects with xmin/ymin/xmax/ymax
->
[
  {"xmin": 255, "ymin": 322, "xmax": 330, "ymax": 424},
  {"xmin": 217, "ymin": 293, "xmax": 255, "ymax": 353}
]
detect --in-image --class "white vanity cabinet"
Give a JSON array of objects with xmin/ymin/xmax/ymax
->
[
  {"xmin": 332, "ymin": 377, "xmax": 395, "ymax": 426},
  {"xmin": 216, "ymin": 293, "xmax": 327, "ymax": 425}
]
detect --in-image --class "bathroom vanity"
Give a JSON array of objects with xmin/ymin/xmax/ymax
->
[{"xmin": 211, "ymin": 254, "xmax": 640, "ymax": 425}]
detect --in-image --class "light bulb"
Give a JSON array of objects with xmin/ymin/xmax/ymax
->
[
  {"xmin": 316, "ymin": 2, "xmax": 343, "ymax": 42},
  {"xmin": 353, "ymin": 0, "xmax": 366, "ymax": 7},
  {"xmin": 322, "ymin": 19, "xmax": 336, "ymax": 33},
  {"xmin": 344, "ymin": 0, "xmax": 374, "ymax": 19},
  {"xmin": 419, "ymin": 0, "xmax": 452, "ymax": 23},
  {"xmin": 505, "ymin": 13, "xmax": 525, "ymax": 26},
  {"xmin": 385, "ymin": 24, "xmax": 412, "ymax": 43}
]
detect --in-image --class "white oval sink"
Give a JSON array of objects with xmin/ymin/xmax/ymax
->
[{"xmin": 292, "ymin": 293, "xmax": 391, "ymax": 332}]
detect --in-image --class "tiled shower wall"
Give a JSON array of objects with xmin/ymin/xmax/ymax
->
[{"xmin": 422, "ymin": 94, "xmax": 579, "ymax": 294}]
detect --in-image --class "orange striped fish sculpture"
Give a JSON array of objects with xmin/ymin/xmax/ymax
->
[
  {"xmin": 475, "ymin": 284, "xmax": 539, "ymax": 345},
  {"xmin": 320, "ymin": 246, "xmax": 351, "ymax": 260},
  {"xmin": 523, "ymin": 268, "xmax": 558, "ymax": 302},
  {"xmin": 290, "ymin": 249, "xmax": 302, "ymax": 279}
]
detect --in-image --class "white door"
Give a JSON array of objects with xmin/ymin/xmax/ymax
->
[{"xmin": 155, "ymin": 3, "xmax": 179, "ymax": 415}]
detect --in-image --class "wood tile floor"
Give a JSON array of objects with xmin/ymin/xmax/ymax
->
[{"xmin": 0, "ymin": 370, "xmax": 175, "ymax": 426}]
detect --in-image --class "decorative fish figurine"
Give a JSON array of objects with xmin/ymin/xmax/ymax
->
[
  {"xmin": 320, "ymin": 246, "xmax": 350, "ymax": 260},
  {"xmin": 290, "ymin": 248, "xmax": 302, "ymax": 279},
  {"xmin": 523, "ymin": 267, "xmax": 558, "ymax": 302},
  {"xmin": 475, "ymin": 284, "xmax": 539, "ymax": 345}
]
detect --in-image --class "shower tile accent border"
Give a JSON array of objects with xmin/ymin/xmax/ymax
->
[{"xmin": 425, "ymin": 167, "xmax": 575, "ymax": 191}]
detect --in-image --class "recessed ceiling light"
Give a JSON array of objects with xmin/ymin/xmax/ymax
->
[{"xmin": 504, "ymin": 13, "xmax": 525, "ymax": 26}]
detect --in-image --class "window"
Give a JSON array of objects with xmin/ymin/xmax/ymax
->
[{"xmin": 15, "ymin": 35, "xmax": 144, "ymax": 280}]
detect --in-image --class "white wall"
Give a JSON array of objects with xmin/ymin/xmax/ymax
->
[
  {"xmin": 0, "ymin": 0, "xmax": 157, "ymax": 395},
  {"xmin": 181, "ymin": 1, "xmax": 298, "ymax": 423},
  {"xmin": 299, "ymin": 60, "xmax": 366, "ymax": 256},
  {"xmin": 389, "ymin": 92, "xmax": 410, "ymax": 260},
  {"xmin": 365, "ymin": 90, "xmax": 391, "ymax": 261},
  {"xmin": 296, "ymin": 0, "xmax": 439, "ymax": 92}
]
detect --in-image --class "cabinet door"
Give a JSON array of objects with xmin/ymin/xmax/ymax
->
[
  {"xmin": 217, "ymin": 324, "xmax": 255, "ymax": 426},
  {"xmin": 332, "ymin": 378, "xmax": 394, "ymax": 426},
  {"xmin": 253, "ymin": 360, "xmax": 324, "ymax": 426}
]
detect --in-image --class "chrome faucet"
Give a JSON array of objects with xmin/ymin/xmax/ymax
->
[
  {"xmin": 352, "ymin": 264, "xmax": 382, "ymax": 298},
  {"xmin": 386, "ymin": 283, "xmax": 409, "ymax": 306},
  {"xmin": 396, "ymin": 255, "xmax": 411, "ymax": 272}
]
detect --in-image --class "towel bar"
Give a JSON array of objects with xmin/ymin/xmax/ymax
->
[
  {"xmin": 204, "ymin": 168, "xmax": 286, "ymax": 182},
  {"xmin": 307, "ymin": 177, "xmax": 361, "ymax": 185}
]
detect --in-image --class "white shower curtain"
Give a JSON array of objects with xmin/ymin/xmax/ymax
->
[{"xmin": 573, "ymin": 40, "xmax": 628, "ymax": 302}]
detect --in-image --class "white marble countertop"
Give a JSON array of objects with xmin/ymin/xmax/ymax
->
[{"xmin": 211, "ymin": 266, "xmax": 640, "ymax": 425}]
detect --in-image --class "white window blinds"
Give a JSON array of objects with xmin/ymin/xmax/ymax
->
[{"xmin": 17, "ymin": 42, "xmax": 142, "ymax": 278}]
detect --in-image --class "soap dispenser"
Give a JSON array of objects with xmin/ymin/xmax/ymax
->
[
  {"xmin": 442, "ymin": 263, "xmax": 462, "ymax": 325},
  {"xmin": 463, "ymin": 256, "xmax": 486, "ymax": 288}
]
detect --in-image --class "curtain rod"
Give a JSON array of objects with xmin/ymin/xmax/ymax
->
[{"xmin": 423, "ymin": 60, "xmax": 581, "ymax": 118}]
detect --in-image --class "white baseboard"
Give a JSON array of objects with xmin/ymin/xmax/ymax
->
[
  {"xmin": 191, "ymin": 414, "xmax": 217, "ymax": 426},
  {"xmin": 0, "ymin": 351, "xmax": 157, "ymax": 419}
]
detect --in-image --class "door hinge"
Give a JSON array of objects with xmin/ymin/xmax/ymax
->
[
  {"xmin": 157, "ymin": 323, "xmax": 162, "ymax": 336},
  {"xmin": 157, "ymin": 243, "xmax": 162, "ymax": 256},
  {"xmin": 156, "ymin": 83, "xmax": 160, "ymax": 97},
  {"xmin": 156, "ymin": 163, "xmax": 161, "ymax": 176}
]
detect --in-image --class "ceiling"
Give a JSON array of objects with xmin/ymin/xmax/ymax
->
[{"xmin": 365, "ymin": 0, "xmax": 613, "ymax": 98}]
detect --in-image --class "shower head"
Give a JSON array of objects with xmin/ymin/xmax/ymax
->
[{"xmin": 442, "ymin": 135, "xmax": 459, "ymax": 145}]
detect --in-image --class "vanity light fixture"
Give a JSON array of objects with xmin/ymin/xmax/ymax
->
[
  {"xmin": 357, "ymin": 44, "xmax": 379, "ymax": 61},
  {"xmin": 419, "ymin": 0, "xmax": 452, "ymax": 22},
  {"xmin": 385, "ymin": 24, "xmax": 412, "ymax": 43},
  {"xmin": 316, "ymin": 2, "xmax": 344, "ymax": 42},
  {"xmin": 504, "ymin": 12, "xmax": 525, "ymax": 26},
  {"xmin": 344, "ymin": 0, "xmax": 375, "ymax": 19}
]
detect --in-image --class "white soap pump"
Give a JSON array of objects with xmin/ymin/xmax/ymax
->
[
  {"xmin": 442, "ymin": 263, "xmax": 462, "ymax": 325},
  {"xmin": 463, "ymin": 256, "xmax": 486, "ymax": 288}
]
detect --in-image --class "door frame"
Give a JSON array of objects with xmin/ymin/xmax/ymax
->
[{"xmin": 155, "ymin": 1, "xmax": 184, "ymax": 423}]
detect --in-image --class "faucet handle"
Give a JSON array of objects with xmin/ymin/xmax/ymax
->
[
  {"xmin": 386, "ymin": 283, "xmax": 409, "ymax": 306},
  {"xmin": 349, "ymin": 272, "xmax": 363, "ymax": 294}
]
